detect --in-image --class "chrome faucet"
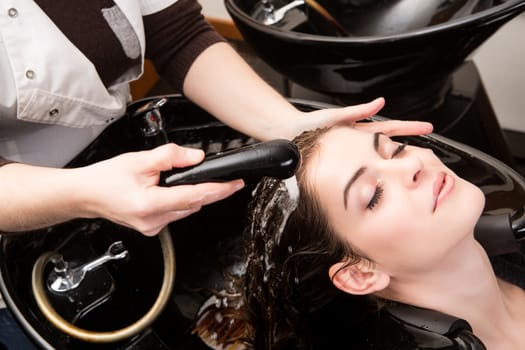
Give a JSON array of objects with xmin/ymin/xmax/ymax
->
[
  {"xmin": 47, "ymin": 241, "xmax": 129, "ymax": 293},
  {"xmin": 258, "ymin": 0, "xmax": 305, "ymax": 25}
]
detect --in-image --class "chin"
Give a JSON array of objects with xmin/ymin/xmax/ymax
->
[{"xmin": 462, "ymin": 181, "xmax": 486, "ymax": 228}]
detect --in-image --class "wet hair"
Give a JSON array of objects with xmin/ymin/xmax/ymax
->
[
  {"xmin": 193, "ymin": 127, "xmax": 368, "ymax": 349},
  {"xmin": 242, "ymin": 127, "xmax": 368, "ymax": 349}
]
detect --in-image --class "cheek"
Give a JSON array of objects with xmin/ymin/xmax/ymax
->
[
  {"xmin": 343, "ymin": 187, "xmax": 437, "ymax": 256},
  {"xmin": 341, "ymin": 208, "xmax": 418, "ymax": 258},
  {"xmin": 333, "ymin": 182, "xmax": 484, "ymax": 269},
  {"xmin": 348, "ymin": 213, "xmax": 441, "ymax": 272},
  {"xmin": 369, "ymin": 208, "xmax": 419, "ymax": 240},
  {"xmin": 365, "ymin": 189, "xmax": 426, "ymax": 236}
]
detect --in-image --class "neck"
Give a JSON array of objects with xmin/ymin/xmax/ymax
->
[{"xmin": 382, "ymin": 235, "xmax": 525, "ymax": 349}]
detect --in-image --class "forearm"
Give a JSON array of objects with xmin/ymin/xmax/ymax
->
[
  {"xmin": 182, "ymin": 42, "xmax": 300, "ymax": 141},
  {"xmin": 144, "ymin": 0, "xmax": 298, "ymax": 139},
  {"xmin": 0, "ymin": 163, "xmax": 88, "ymax": 232},
  {"xmin": 149, "ymin": 1, "xmax": 431, "ymax": 141},
  {"xmin": 0, "ymin": 145, "xmax": 245, "ymax": 236},
  {"xmin": 181, "ymin": 42, "xmax": 399, "ymax": 141}
]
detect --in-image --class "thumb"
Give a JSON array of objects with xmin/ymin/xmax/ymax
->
[
  {"xmin": 301, "ymin": 97, "xmax": 386, "ymax": 134},
  {"xmin": 335, "ymin": 97, "xmax": 385, "ymax": 123},
  {"xmin": 149, "ymin": 143, "xmax": 205, "ymax": 171}
]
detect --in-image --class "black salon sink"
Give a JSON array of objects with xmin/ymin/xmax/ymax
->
[
  {"xmin": 225, "ymin": 0, "xmax": 525, "ymax": 106},
  {"xmin": 1, "ymin": 95, "xmax": 525, "ymax": 350}
]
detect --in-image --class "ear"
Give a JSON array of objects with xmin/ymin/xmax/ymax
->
[{"xmin": 329, "ymin": 260, "xmax": 390, "ymax": 296}]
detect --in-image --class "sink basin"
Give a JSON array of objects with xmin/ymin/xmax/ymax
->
[
  {"xmin": 225, "ymin": 0, "xmax": 525, "ymax": 105},
  {"xmin": 2, "ymin": 95, "xmax": 525, "ymax": 349}
]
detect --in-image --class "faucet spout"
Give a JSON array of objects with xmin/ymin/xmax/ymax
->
[{"xmin": 261, "ymin": 0, "xmax": 305, "ymax": 26}]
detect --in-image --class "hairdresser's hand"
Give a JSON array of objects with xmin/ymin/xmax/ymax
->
[
  {"xmin": 80, "ymin": 144, "xmax": 244, "ymax": 236},
  {"xmin": 295, "ymin": 97, "xmax": 432, "ymax": 137}
]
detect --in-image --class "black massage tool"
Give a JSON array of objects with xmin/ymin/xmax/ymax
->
[{"xmin": 162, "ymin": 139, "xmax": 300, "ymax": 186}]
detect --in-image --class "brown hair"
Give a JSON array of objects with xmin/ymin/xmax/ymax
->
[{"xmin": 193, "ymin": 127, "xmax": 366, "ymax": 349}]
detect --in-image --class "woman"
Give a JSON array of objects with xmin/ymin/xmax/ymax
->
[
  {"xmin": 195, "ymin": 126, "xmax": 525, "ymax": 350},
  {"xmin": 0, "ymin": 0, "xmax": 431, "ymax": 236}
]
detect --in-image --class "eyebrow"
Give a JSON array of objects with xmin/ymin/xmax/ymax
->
[
  {"xmin": 342, "ymin": 132, "xmax": 382, "ymax": 209},
  {"xmin": 373, "ymin": 132, "xmax": 381, "ymax": 152},
  {"xmin": 343, "ymin": 166, "xmax": 366, "ymax": 209}
]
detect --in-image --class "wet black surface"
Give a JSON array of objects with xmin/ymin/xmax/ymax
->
[
  {"xmin": 3, "ymin": 20, "xmax": 522, "ymax": 348},
  {"xmin": 1, "ymin": 95, "xmax": 524, "ymax": 350},
  {"xmin": 150, "ymin": 39, "xmax": 525, "ymax": 178},
  {"xmin": 225, "ymin": 0, "xmax": 525, "ymax": 111}
]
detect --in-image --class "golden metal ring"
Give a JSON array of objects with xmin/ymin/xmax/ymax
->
[{"xmin": 31, "ymin": 226, "xmax": 175, "ymax": 343}]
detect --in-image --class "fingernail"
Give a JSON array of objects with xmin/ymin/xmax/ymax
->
[{"xmin": 233, "ymin": 180, "xmax": 245, "ymax": 191}]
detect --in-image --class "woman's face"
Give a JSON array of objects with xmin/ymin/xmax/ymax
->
[{"xmin": 307, "ymin": 127, "xmax": 485, "ymax": 276}]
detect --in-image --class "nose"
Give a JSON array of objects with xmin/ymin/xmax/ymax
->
[{"xmin": 382, "ymin": 154, "xmax": 423, "ymax": 188}]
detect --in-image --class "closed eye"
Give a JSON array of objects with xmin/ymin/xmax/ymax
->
[
  {"xmin": 391, "ymin": 141, "xmax": 408, "ymax": 158},
  {"xmin": 367, "ymin": 183, "xmax": 383, "ymax": 210}
]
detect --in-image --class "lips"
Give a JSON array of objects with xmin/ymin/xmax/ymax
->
[{"xmin": 433, "ymin": 172, "xmax": 455, "ymax": 212}]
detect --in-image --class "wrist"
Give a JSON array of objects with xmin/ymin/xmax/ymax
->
[
  {"xmin": 260, "ymin": 109, "xmax": 307, "ymax": 141},
  {"xmin": 65, "ymin": 166, "xmax": 105, "ymax": 220}
]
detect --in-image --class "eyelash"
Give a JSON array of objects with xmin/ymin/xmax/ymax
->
[
  {"xmin": 366, "ymin": 141, "xmax": 408, "ymax": 210},
  {"xmin": 391, "ymin": 141, "xmax": 408, "ymax": 158},
  {"xmin": 366, "ymin": 184, "xmax": 383, "ymax": 210}
]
